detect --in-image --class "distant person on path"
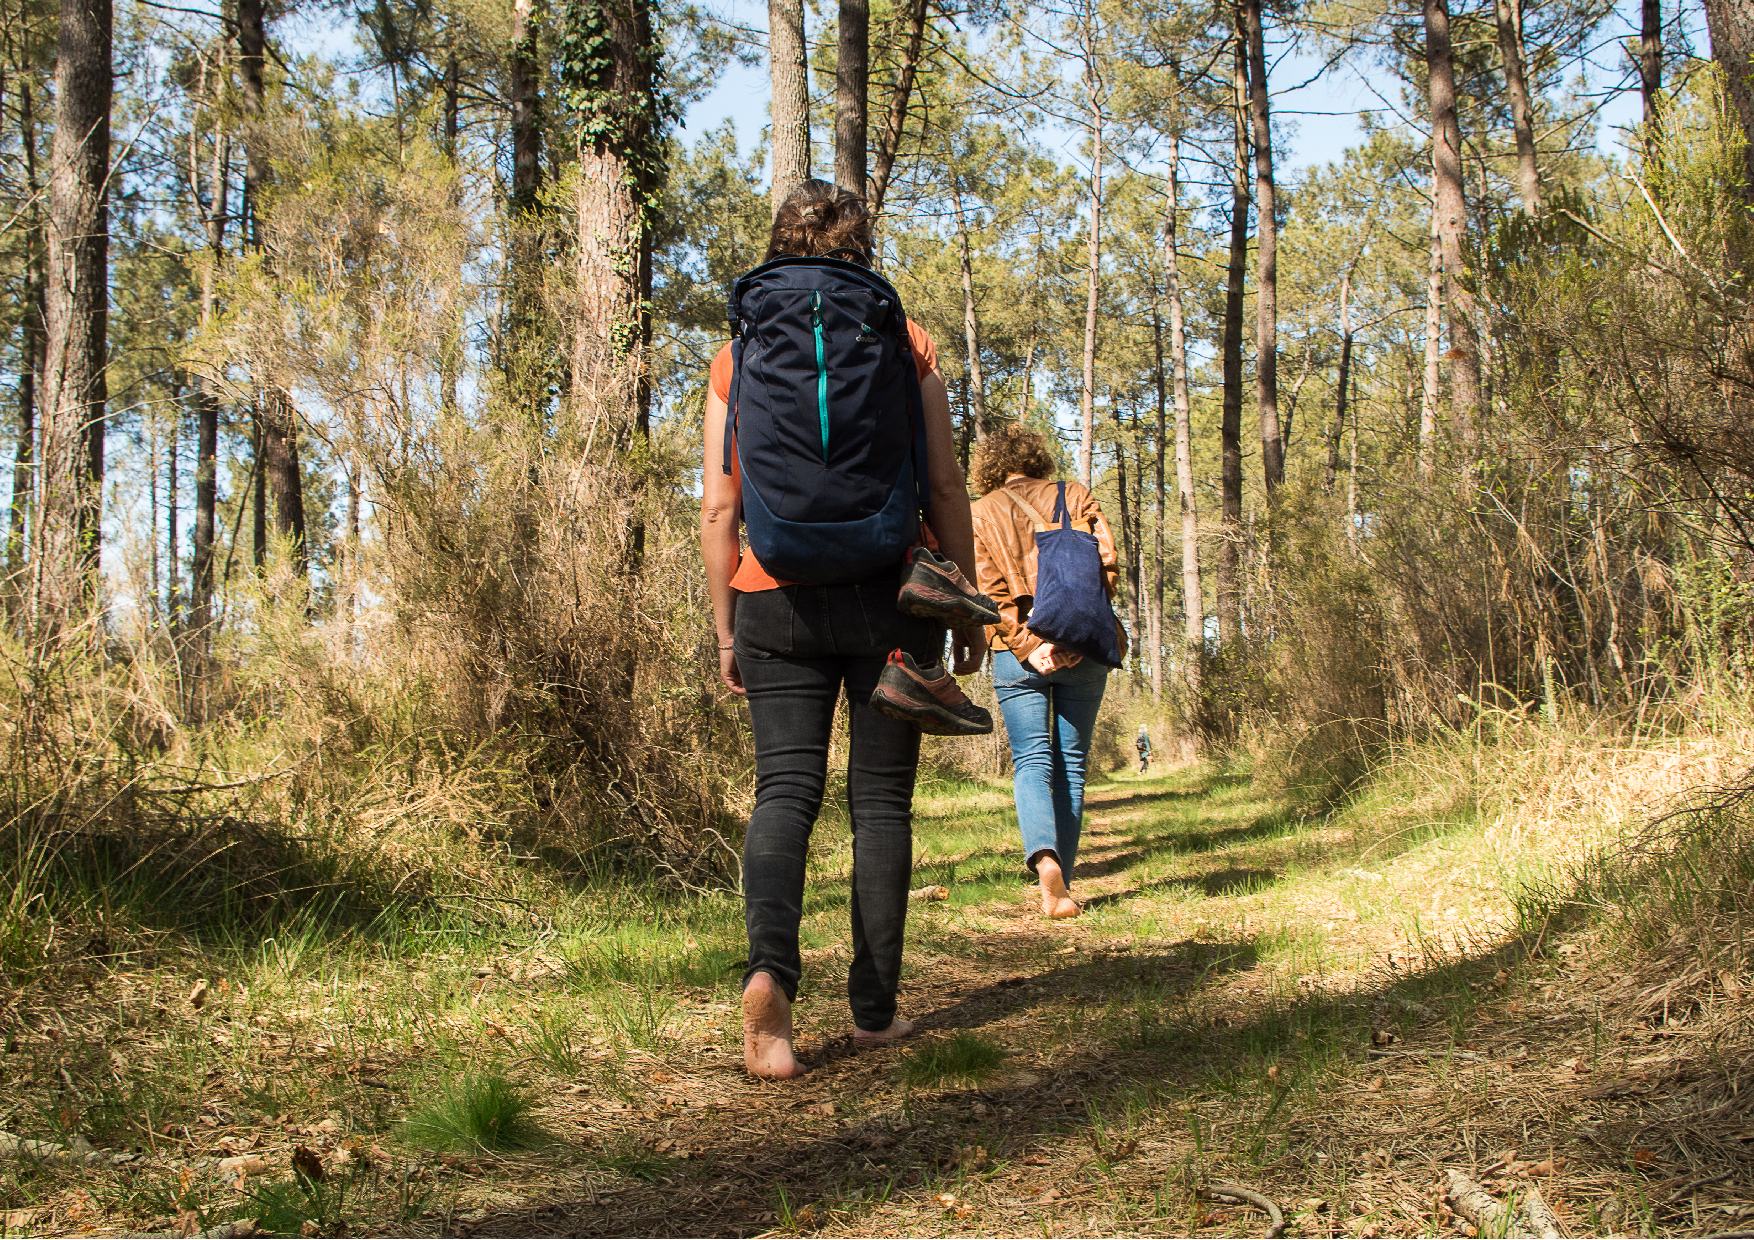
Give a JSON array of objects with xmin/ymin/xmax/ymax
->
[
  {"xmin": 1136, "ymin": 725, "xmax": 1152, "ymax": 774},
  {"xmin": 699, "ymin": 180, "xmax": 988, "ymax": 1078},
  {"xmin": 969, "ymin": 426, "xmax": 1125, "ymax": 920}
]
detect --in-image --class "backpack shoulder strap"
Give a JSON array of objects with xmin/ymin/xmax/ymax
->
[{"xmin": 1000, "ymin": 483, "xmax": 1054, "ymax": 531}]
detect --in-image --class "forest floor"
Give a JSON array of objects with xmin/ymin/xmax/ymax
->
[{"xmin": 5, "ymin": 745, "xmax": 1752, "ymax": 1238}]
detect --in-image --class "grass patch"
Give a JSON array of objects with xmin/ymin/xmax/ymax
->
[
  {"xmin": 896, "ymin": 1031, "xmax": 1007, "ymax": 1089},
  {"xmin": 396, "ymin": 1073, "xmax": 546, "ymax": 1152}
]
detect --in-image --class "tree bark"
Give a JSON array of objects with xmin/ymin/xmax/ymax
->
[
  {"xmin": 33, "ymin": 0, "xmax": 111, "ymax": 627},
  {"xmin": 8, "ymin": 81, "xmax": 44, "ymax": 607},
  {"xmin": 951, "ymin": 182, "xmax": 986, "ymax": 441},
  {"xmin": 510, "ymin": 0, "xmax": 542, "ymax": 218},
  {"xmin": 1419, "ymin": 201, "xmax": 1442, "ymax": 480},
  {"xmin": 769, "ymin": 0, "xmax": 810, "ymax": 212},
  {"xmin": 1325, "ymin": 273, "xmax": 1351, "ymax": 493},
  {"xmin": 1244, "ymin": 0, "xmax": 1281, "ymax": 492},
  {"xmin": 1167, "ymin": 144, "xmax": 1201, "ymax": 691},
  {"xmin": 1640, "ymin": 0, "xmax": 1661, "ymax": 130},
  {"xmin": 239, "ymin": 0, "xmax": 304, "ymax": 574},
  {"xmin": 1425, "ymin": 0, "xmax": 1480, "ymax": 444},
  {"xmin": 260, "ymin": 389, "xmax": 305, "ymax": 572},
  {"xmin": 442, "ymin": 51, "xmax": 461, "ymax": 419},
  {"xmin": 1077, "ymin": 35, "xmax": 1102, "ymax": 491},
  {"xmin": 503, "ymin": 0, "xmax": 547, "ymax": 414},
  {"xmin": 251, "ymin": 410, "xmax": 265, "ymax": 569},
  {"xmin": 834, "ymin": 0, "xmax": 867, "ymax": 193},
  {"xmin": 185, "ymin": 48, "xmax": 226, "ymax": 653},
  {"xmin": 569, "ymin": 0, "xmax": 663, "ymax": 576},
  {"xmin": 1111, "ymin": 401, "xmax": 1138, "ymax": 675},
  {"xmin": 1495, "ymin": 0, "xmax": 1541, "ymax": 211},
  {"xmin": 166, "ymin": 383, "xmax": 180, "ymax": 625},
  {"xmin": 1217, "ymin": 22, "xmax": 1248, "ymax": 650},
  {"xmin": 1703, "ymin": 0, "xmax": 1754, "ymax": 194},
  {"xmin": 1149, "ymin": 293, "xmax": 1166, "ymax": 699},
  {"xmin": 867, "ymin": 0, "xmax": 927, "ymax": 218}
]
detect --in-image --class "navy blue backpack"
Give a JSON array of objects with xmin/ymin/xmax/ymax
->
[{"xmin": 724, "ymin": 256, "xmax": 928, "ymax": 585}]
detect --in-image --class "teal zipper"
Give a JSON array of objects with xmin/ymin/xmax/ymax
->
[{"xmin": 811, "ymin": 291, "xmax": 829, "ymax": 461}]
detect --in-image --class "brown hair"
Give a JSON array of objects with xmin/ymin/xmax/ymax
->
[
  {"xmin": 765, "ymin": 179, "xmax": 875, "ymax": 264},
  {"xmin": 971, "ymin": 424, "xmax": 1058, "ymax": 495}
]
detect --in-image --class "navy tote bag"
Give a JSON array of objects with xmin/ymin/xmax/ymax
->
[{"xmin": 1003, "ymin": 482, "xmax": 1125, "ymax": 669}]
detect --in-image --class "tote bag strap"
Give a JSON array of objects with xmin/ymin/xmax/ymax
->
[{"xmin": 999, "ymin": 483, "xmax": 1054, "ymax": 531}]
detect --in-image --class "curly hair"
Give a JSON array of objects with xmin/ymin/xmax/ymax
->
[
  {"xmin": 765, "ymin": 179, "xmax": 875, "ymax": 264},
  {"xmin": 970, "ymin": 424, "xmax": 1058, "ymax": 495}
]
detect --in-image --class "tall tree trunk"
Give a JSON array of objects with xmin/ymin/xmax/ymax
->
[
  {"xmin": 867, "ymin": 0, "xmax": 926, "ymax": 218},
  {"xmin": 1419, "ymin": 203, "xmax": 1442, "ymax": 480},
  {"xmin": 1425, "ymin": 0, "xmax": 1480, "ymax": 445},
  {"xmin": 1077, "ymin": 46, "xmax": 1102, "ymax": 490},
  {"xmin": 769, "ymin": 0, "xmax": 809, "ymax": 211},
  {"xmin": 505, "ymin": 0, "xmax": 546, "ymax": 408},
  {"xmin": 1110, "ymin": 401, "xmax": 1137, "ymax": 675},
  {"xmin": 1640, "ymin": 0, "xmax": 1662, "ymax": 131},
  {"xmin": 190, "ymin": 115, "xmax": 226, "ymax": 648},
  {"xmin": 1496, "ymin": 0, "xmax": 1540, "ymax": 211},
  {"xmin": 33, "ymin": 0, "xmax": 111, "ymax": 627},
  {"xmin": 1244, "ymin": 0, "xmax": 1281, "ymax": 492},
  {"xmin": 1324, "ymin": 273, "xmax": 1351, "ymax": 493},
  {"xmin": 167, "ymin": 384, "xmax": 180, "ymax": 626},
  {"xmin": 951, "ymin": 182, "xmax": 986, "ymax": 441},
  {"xmin": 8, "ymin": 81, "xmax": 44, "ymax": 608},
  {"xmin": 1703, "ymin": 0, "xmax": 1754, "ymax": 194},
  {"xmin": 251, "ymin": 411, "xmax": 266, "ymax": 569},
  {"xmin": 261, "ymin": 389, "xmax": 305, "ymax": 573},
  {"xmin": 1217, "ymin": 23, "xmax": 1248, "ymax": 650},
  {"xmin": 1149, "ymin": 301, "xmax": 1166, "ymax": 699},
  {"xmin": 569, "ymin": 0, "xmax": 663, "ymax": 578},
  {"xmin": 239, "ymin": 0, "xmax": 304, "ymax": 574},
  {"xmin": 442, "ymin": 51, "xmax": 461, "ymax": 419},
  {"xmin": 1167, "ymin": 144, "xmax": 1201, "ymax": 691},
  {"xmin": 1129, "ymin": 411, "xmax": 1144, "ymax": 684},
  {"xmin": 834, "ymin": 0, "xmax": 867, "ymax": 193}
]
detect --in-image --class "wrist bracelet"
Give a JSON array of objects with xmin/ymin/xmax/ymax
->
[{"xmin": 718, "ymin": 644, "xmax": 735, "ymax": 650}]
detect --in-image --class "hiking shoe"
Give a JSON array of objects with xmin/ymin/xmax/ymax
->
[
  {"xmin": 896, "ymin": 546, "xmax": 1001, "ymax": 627},
  {"xmin": 869, "ymin": 650, "xmax": 995, "ymax": 736}
]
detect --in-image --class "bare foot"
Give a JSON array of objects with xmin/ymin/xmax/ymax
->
[
  {"xmin": 1037, "ymin": 855, "xmax": 1083, "ymax": 920},
  {"xmin": 853, "ymin": 1017, "xmax": 915, "ymax": 1047},
  {"xmin": 743, "ymin": 972, "xmax": 805, "ymax": 1078}
]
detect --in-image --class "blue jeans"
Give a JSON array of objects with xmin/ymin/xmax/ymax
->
[{"xmin": 991, "ymin": 648, "xmax": 1109, "ymax": 885}]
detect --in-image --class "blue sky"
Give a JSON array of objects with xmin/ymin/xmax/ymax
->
[{"xmin": 680, "ymin": 0, "xmax": 1686, "ymax": 182}]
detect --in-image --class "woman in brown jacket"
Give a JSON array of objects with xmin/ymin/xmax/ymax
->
[{"xmin": 969, "ymin": 426, "xmax": 1125, "ymax": 919}]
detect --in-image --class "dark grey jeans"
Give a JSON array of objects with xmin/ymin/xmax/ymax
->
[{"xmin": 734, "ymin": 576, "xmax": 942, "ymax": 1032}]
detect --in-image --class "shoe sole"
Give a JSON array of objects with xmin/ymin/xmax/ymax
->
[
  {"xmin": 898, "ymin": 571, "xmax": 1010, "ymax": 631},
  {"xmin": 869, "ymin": 686, "xmax": 995, "ymax": 736},
  {"xmin": 905, "ymin": 592, "xmax": 1003, "ymax": 631}
]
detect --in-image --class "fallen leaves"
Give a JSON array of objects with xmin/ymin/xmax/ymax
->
[{"xmin": 291, "ymin": 1144, "xmax": 326, "ymax": 1183}]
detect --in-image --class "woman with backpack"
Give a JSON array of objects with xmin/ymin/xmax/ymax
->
[
  {"xmin": 700, "ymin": 180, "xmax": 989, "ymax": 1078},
  {"xmin": 970, "ymin": 426, "xmax": 1126, "ymax": 920}
]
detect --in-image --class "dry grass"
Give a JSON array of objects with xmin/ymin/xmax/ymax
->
[{"xmin": 2, "ymin": 706, "xmax": 1752, "ymax": 1238}]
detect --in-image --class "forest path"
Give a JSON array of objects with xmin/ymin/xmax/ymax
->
[{"xmin": 464, "ymin": 763, "xmax": 1706, "ymax": 1239}]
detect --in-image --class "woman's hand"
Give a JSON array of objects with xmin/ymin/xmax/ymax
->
[
  {"xmin": 1025, "ymin": 642, "xmax": 1081, "ymax": 674},
  {"xmin": 720, "ymin": 646, "xmax": 746, "ymax": 696},
  {"xmin": 951, "ymin": 626, "xmax": 988, "ymax": 675}
]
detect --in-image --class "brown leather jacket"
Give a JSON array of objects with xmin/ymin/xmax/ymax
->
[{"xmin": 970, "ymin": 475, "xmax": 1127, "ymax": 664}]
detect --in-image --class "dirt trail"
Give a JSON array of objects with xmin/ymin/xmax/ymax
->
[{"xmin": 459, "ymin": 773, "xmax": 1754, "ymax": 1239}]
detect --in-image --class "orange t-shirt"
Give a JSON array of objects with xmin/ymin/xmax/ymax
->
[{"xmin": 712, "ymin": 320, "xmax": 940, "ymax": 592}]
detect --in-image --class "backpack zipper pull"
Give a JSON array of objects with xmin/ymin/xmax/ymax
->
[{"xmin": 811, "ymin": 291, "xmax": 829, "ymax": 462}]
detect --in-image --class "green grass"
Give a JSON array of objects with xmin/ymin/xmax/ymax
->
[
  {"xmin": 396, "ymin": 1073, "xmax": 546, "ymax": 1152},
  {"xmin": 896, "ymin": 1030, "xmax": 1008, "ymax": 1089}
]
